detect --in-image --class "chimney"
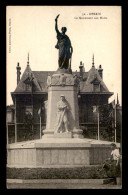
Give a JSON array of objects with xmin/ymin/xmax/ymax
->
[
  {"xmin": 98, "ymin": 65, "xmax": 103, "ymax": 79},
  {"xmin": 79, "ymin": 61, "xmax": 83, "ymax": 80},
  {"xmin": 82, "ymin": 63, "xmax": 85, "ymax": 72},
  {"xmin": 16, "ymin": 62, "xmax": 21, "ymax": 85}
]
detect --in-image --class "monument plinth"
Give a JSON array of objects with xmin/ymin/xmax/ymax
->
[{"xmin": 43, "ymin": 72, "xmax": 83, "ymax": 138}]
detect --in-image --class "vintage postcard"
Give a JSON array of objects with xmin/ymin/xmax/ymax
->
[{"xmin": 6, "ymin": 6, "xmax": 122, "ymax": 189}]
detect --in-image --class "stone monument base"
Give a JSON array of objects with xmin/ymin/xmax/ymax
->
[
  {"xmin": 42, "ymin": 129, "xmax": 83, "ymax": 139},
  {"xmin": 47, "ymin": 132, "xmax": 72, "ymax": 138},
  {"xmin": 42, "ymin": 133, "xmax": 72, "ymax": 139},
  {"xmin": 7, "ymin": 138, "xmax": 120, "ymax": 168}
]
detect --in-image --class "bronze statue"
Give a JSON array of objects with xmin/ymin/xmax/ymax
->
[{"xmin": 55, "ymin": 14, "xmax": 73, "ymax": 69}]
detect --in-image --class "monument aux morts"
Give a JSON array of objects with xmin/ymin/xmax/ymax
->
[
  {"xmin": 43, "ymin": 14, "xmax": 83, "ymax": 138},
  {"xmin": 7, "ymin": 15, "xmax": 117, "ymax": 168}
]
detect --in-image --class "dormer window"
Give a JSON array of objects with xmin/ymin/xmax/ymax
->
[
  {"xmin": 26, "ymin": 83, "xmax": 30, "ymax": 91},
  {"xmin": 91, "ymin": 77, "xmax": 101, "ymax": 92},
  {"xmin": 94, "ymin": 83, "xmax": 100, "ymax": 92},
  {"xmin": 23, "ymin": 77, "xmax": 32, "ymax": 91}
]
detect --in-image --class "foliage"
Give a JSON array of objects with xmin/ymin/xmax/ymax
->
[
  {"xmin": 7, "ymin": 166, "xmax": 108, "ymax": 179},
  {"xmin": 99, "ymin": 105, "xmax": 114, "ymax": 127}
]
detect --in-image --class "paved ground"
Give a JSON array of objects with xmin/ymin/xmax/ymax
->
[
  {"xmin": 7, "ymin": 183, "xmax": 122, "ymax": 189},
  {"xmin": 7, "ymin": 179, "xmax": 122, "ymax": 189}
]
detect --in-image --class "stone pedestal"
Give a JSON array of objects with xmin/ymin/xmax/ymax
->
[
  {"xmin": 53, "ymin": 132, "xmax": 72, "ymax": 138},
  {"xmin": 43, "ymin": 71, "xmax": 83, "ymax": 138},
  {"xmin": 7, "ymin": 139, "xmax": 120, "ymax": 168}
]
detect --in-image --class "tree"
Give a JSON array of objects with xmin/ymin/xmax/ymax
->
[{"xmin": 99, "ymin": 104, "xmax": 114, "ymax": 141}]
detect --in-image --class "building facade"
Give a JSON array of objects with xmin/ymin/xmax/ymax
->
[{"xmin": 7, "ymin": 56, "xmax": 121, "ymax": 143}]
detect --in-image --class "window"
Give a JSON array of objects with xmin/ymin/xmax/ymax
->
[
  {"xmin": 24, "ymin": 106, "xmax": 33, "ymax": 123},
  {"xmin": 7, "ymin": 111, "xmax": 13, "ymax": 123},
  {"xmin": 25, "ymin": 106, "xmax": 33, "ymax": 115},
  {"xmin": 26, "ymin": 83, "xmax": 30, "ymax": 91},
  {"xmin": 94, "ymin": 84, "xmax": 100, "ymax": 92},
  {"xmin": 23, "ymin": 77, "xmax": 32, "ymax": 91},
  {"xmin": 91, "ymin": 77, "xmax": 101, "ymax": 92}
]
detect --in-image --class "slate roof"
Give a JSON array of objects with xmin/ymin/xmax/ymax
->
[
  {"xmin": 80, "ymin": 66, "xmax": 110, "ymax": 93},
  {"xmin": 32, "ymin": 71, "xmax": 88, "ymax": 92},
  {"xmin": 13, "ymin": 64, "xmax": 112, "ymax": 95},
  {"xmin": 32, "ymin": 71, "xmax": 54, "ymax": 92},
  {"xmin": 14, "ymin": 65, "xmax": 41, "ymax": 93}
]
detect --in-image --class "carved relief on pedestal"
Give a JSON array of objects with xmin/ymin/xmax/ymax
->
[
  {"xmin": 66, "ymin": 77, "xmax": 74, "ymax": 85},
  {"xmin": 54, "ymin": 95, "xmax": 71, "ymax": 133},
  {"xmin": 47, "ymin": 74, "xmax": 52, "ymax": 87},
  {"xmin": 47, "ymin": 73, "xmax": 80, "ymax": 87},
  {"xmin": 59, "ymin": 74, "xmax": 67, "ymax": 86},
  {"xmin": 51, "ymin": 76, "xmax": 60, "ymax": 85}
]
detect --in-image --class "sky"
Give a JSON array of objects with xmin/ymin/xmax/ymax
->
[{"xmin": 6, "ymin": 6, "xmax": 121, "ymax": 105}]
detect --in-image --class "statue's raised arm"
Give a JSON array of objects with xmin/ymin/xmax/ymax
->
[{"xmin": 55, "ymin": 14, "xmax": 60, "ymax": 33}]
